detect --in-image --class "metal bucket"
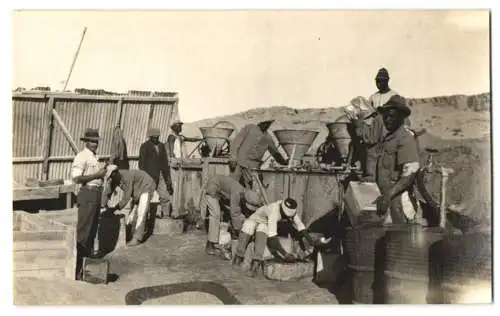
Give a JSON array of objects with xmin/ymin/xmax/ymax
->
[
  {"xmin": 326, "ymin": 117, "xmax": 352, "ymax": 161},
  {"xmin": 199, "ymin": 127, "xmax": 234, "ymax": 157},
  {"xmin": 384, "ymin": 226, "xmax": 458, "ymax": 304},
  {"xmin": 273, "ymin": 129, "xmax": 319, "ymax": 163},
  {"xmin": 440, "ymin": 231, "xmax": 492, "ymax": 303}
]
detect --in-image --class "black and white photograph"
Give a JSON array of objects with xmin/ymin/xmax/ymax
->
[{"xmin": 7, "ymin": 6, "xmax": 494, "ymax": 308}]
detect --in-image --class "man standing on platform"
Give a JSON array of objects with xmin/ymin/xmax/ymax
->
[
  {"xmin": 139, "ymin": 128, "xmax": 173, "ymax": 218},
  {"xmin": 229, "ymin": 120, "xmax": 289, "ymax": 188},
  {"xmin": 71, "ymin": 128, "xmax": 107, "ymax": 280},
  {"xmin": 166, "ymin": 120, "xmax": 203, "ymax": 159}
]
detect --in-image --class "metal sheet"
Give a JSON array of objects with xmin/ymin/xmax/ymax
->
[
  {"xmin": 50, "ymin": 99, "xmax": 118, "ymax": 156},
  {"xmin": 12, "ymin": 97, "xmax": 48, "ymax": 157},
  {"xmin": 13, "ymin": 164, "xmax": 41, "ymax": 184},
  {"xmin": 120, "ymin": 102, "xmax": 151, "ymax": 156},
  {"xmin": 149, "ymin": 102, "xmax": 177, "ymax": 142}
]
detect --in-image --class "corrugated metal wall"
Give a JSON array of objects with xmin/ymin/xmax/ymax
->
[{"xmin": 12, "ymin": 92, "xmax": 179, "ymax": 183}]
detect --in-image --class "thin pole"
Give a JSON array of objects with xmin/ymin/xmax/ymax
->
[{"xmin": 63, "ymin": 27, "xmax": 87, "ymax": 91}]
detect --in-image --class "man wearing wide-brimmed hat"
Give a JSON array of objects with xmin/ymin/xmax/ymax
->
[
  {"xmin": 138, "ymin": 127, "xmax": 173, "ymax": 218},
  {"xmin": 201, "ymin": 175, "xmax": 264, "ymax": 259},
  {"xmin": 229, "ymin": 120, "xmax": 289, "ymax": 189},
  {"xmin": 374, "ymin": 95, "xmax": 422, "ymax": 225},
  {"xmin": 71, "ymin": 128, "xmax": 107, "ymax": 280},
  {"xmin": 166, "ymin": 120, "xmax": 203, "ymax": 159}
]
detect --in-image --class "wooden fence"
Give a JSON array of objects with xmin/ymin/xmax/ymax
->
[{"xmin": 12, "ymin": 91, "xmax": 179, "ymax": 183}]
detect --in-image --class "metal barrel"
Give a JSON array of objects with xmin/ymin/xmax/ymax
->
[
  {"xmin": 440, "ymin": 231, "xmax": 492, "ymax": 303},
  {"xmin": 326, "ymin": 118, "xmax": 352, "ymax": 160}
]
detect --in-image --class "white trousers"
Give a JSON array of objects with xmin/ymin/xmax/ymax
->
[{"xmin": 126, "ymin": 192, "xmax": 150, "ymax": 241}]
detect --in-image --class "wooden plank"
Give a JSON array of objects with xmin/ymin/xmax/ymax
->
[
  {"xmin": 64, "ymin": 224, "xmax": 77, "ymax": 280},
  {"xmin": 14, "ymin": 240, "xmax": 67, "ymax": 251},
  {"xmin": 14, "ymin": 248, "xmax": 68, "ymax": 270},
  {"xmin": 19, "ymin": 215, "xmax": 67, "ymax": 231},
  {"xmin": 13, "ymin": 231, "xmax": 70, "ymax": 243},
  {"xmin": 41, "ymin": 96, "xmax": 56, "ymax": 180},
  {"xmin": 13, "ymin": 154, "xmax": 140, "ymax": 163},
  {"xmin": 14, "ymin": 268, "xmax": 66, "ymax": 279},
  {"xmin": 52, "ymin": 109, "xmax": 79, "ymax": 154},
  {"xmin": 13, "ymin": 186, "xmax": 60, "ymax": 201}
]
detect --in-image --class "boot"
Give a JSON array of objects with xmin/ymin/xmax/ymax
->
[
  {"xmin": 206, "ymin": 241, "xmax": 217, "ymax": 255},
  {"xmin": 232, "ymin": 254, "xmax": 244, "ymax": 266},
  {"xmin": 246, "ymin": 260, "xmax": 264, "ymax": 278}
]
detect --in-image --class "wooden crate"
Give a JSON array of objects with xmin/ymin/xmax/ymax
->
[{"xmin": 13, "ymin": 211, "xmax": 76, "ymax": 280}]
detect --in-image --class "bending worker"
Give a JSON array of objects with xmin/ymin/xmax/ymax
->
[
  {"xmin": 230, "ymin": 120, "xmax": 289, "ymax": 188},
  {"xmin": 232, "ymin": 198, "xmax": 317, "ymax": 278},
  {"xmin": 373, "ymin": 96, "xmax": 422, "ymax": 224},
  {"xmin": 202, "ymin": 175, "xmax": 264, "ymax": 257},
  {"xmin": 104, "ymin": 164, "xmax": 156, "ymax": 246}
]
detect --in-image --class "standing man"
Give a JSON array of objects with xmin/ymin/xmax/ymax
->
[
  {"xmin": 374, "ymin": 96, "xmax": 421, "ymax": 224},
  {"xmin": 202, "ymin": 175, "xmax": 263, "ymax": 257},
  {"xmin": 138, "ymin": 128, "xmax": 173, "ymax": 218},
  {"xmin": 232, "ymin": 198, "xmax": 317, "ymax": 278},
  {"xmin": 71, "ymin": 128, "xmax": 107, "ymax": 280},
  {"xmin": 368, "ymin": 68, "xmax": 399, "ymax": 109},
  {"xmin": 166, "ymin": 120, "xmax": 203, "ymax": 159},
  {"xmin": 230, "ymin": 120, "xmax": 289, "ymax": 188},
  {"xmin": 104, "ymin": 165, "xmax": 156, "ymax": 246}
]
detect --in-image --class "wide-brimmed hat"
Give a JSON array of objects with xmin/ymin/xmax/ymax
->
[
  {"xmin": 377, "ymin": 95, "xmax": 411, "ymax": 118},
  {"xmin": 80, "ymin": 128, "xmax": 101, "ymax": 142},
  {"xmin": 147, "ymin": 128, "xmax": 161, "ymax": 137},
  {"xmin": 375, "ymin": 68, "xmax": 390, "ymax": 80},
  {"xmin": 281, "ymin": 198, "xmax": 298, "ymax": 217},
  {"xmin": 243, "ymin": 190, "xmax": 264, "ymax": 211}
]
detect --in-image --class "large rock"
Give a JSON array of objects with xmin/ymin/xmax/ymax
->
[{"xmin": 263, "ymin": 261, "xmax": 315, "ymax": 281}]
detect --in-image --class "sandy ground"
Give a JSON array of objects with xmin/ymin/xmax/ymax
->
[{"xmin": 14, "ymin": 231, "xmax": 338, "ymax": 305}]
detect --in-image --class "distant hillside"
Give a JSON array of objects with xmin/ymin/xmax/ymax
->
[{"xmin": 182, "ymin": 92, "xmax": 491, "ymax": 226}]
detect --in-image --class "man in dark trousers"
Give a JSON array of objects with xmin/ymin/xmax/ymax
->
[
  {"xmin": 139, "ymin": 128, "xmax": 173, "ymax": 218},
  {"xmin": 230, "ymin": 120, "xmax": 288, "ymax": 188},
  {"xmin": 71, "ymin": 128, "xmax": 107, "ymax": 280}
]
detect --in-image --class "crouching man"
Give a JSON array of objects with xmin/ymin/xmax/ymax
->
[
  {"xmin": 104, "ymin": 165, "xmax": 156, "ymax": 246},
  {"xmin": 232, "ymin": 198, "xmax": 317, "ymax": 278},
  {"xmin": 202, "ymin": 175, "xmax": 263, "ymax": 258}
]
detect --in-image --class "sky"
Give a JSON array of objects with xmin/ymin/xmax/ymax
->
[{"xmin": 12, "ymin": 10, "xmax": 490, "ymax": 122}]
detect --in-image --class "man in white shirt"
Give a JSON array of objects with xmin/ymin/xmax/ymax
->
[
  {"xmin": 71, "ymin": 128, "xmax": 106, "ymax": 280},
  {"xmin": 166, "ymin": 120, "xmax": 203, "ymax": 159},
  {"xmin": 232, "ymin": 198, "xmax": 317, "ymax": 277},
  {"xmin": 368, "ymin": 68, "xmax": 399, "ymax": 109}
]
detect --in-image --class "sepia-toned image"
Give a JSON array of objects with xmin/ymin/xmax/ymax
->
[{"xmin": 11, "ymin": 10, "xmax": 491, "ymax": 305}]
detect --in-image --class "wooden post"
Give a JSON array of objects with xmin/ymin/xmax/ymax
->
[
  {"xmin": 40, "ymin": 96, "xmax": 56, "ymax": 180},
  {"xmin": 114, "ymin": 97, "xmax": 124, "ymax": 127},
  {"xmin": 438, "ymin": 167, "xmax": 454, "ymax": 229}
]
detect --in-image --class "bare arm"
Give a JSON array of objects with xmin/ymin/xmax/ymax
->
[{"xmin": 266, "ymin": 135, "xmax": 288, "ymax": 165}]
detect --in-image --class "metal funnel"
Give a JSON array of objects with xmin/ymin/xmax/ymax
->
[
  {"xmin": 199, "ymin": 126, "xmax": 234, "ymax": 157},
  {"xmin": 273, "ymin": 129, "xmax": 319, "ymax": 163},
  {"xmin": 326, "ymin": 117, "xmax": 352, "ymax": 161}
]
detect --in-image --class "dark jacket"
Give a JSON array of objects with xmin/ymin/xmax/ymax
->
[
  {"xmin": 109, "ymin": 126, "xmax": 130, "ymax": 170},
  {"xmin": 138, "ymin": 139, "xmax": 172, "ymax": 187}
]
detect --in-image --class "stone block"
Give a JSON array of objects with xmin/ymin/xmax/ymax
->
[
  {"xmin": 263, "ymin": 261, "xmax": 315, "ymax": 281},
  {"xmin": 83, "ymin": 257, "xmax": 109, "ymax": 284},
  {"xmin": 154, "ymin": 218, "xmax": 184, "ymax": 236}
]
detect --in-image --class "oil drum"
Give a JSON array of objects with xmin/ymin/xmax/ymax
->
[
  {"xmin": 440, "ymin": 230, "xmax": 492, "ymax": 303},
  {"xmin": 384, "ymin": 225, "xmax": 460, "ymax": 304}
]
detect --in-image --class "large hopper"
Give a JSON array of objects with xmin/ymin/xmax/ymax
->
[
  {"xmin": 273, "ymin": 129, "xmax": 319, "ymax": 163},
  {"xmin": 326, "ymin": 114, "xmax": 353, "ymax": 161},
  {"xmin": 199, "ymin": 126, "xmax": 234, "ymax": 157}
]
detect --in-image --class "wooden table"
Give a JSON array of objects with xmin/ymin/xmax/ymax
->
[{"xmin": 13, "ymin": 181, "xmax": 77, "ymax": 209}]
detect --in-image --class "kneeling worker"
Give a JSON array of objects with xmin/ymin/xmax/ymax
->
[
  {"xmin": 203, "ymin": 175, "xmax": 263, "ymax": 256},
  {"xmin": 232, "ymin": 198, "xmax": 317, "ymax": 277},
  {"xmin": 104, "ymin": 165, "xmax": 156, "ymax": 246}
]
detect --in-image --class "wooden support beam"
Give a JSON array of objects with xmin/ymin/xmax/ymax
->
[
  {"xmin": 52, "ymin": 109, "xmax": 79, "ymax": 154},
  {"xmin": 114, "ymin": 97, "xmax": 124, "ymax": 126},
  {"xmin": 41, "ymin": 96, "xmax": 56, "ymax": 180}
]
